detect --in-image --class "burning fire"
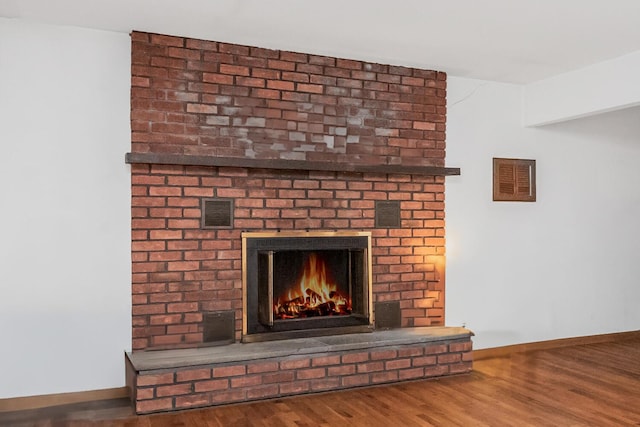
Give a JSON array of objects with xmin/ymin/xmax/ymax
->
[{"xmin": 274, "ymin": 253, "xmax": 351, "ymax": 319}]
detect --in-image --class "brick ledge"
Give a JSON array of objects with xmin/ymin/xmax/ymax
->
[
  {"xmin": 127, "ymin": 326, "xmax": 473, "ymax": 371},
  {"xmin": 126, "ymin": 327, "xmax": 474, "ymax": 414}
]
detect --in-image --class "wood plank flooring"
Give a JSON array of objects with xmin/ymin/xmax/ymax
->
[{"xmin": 2, "ymin": 337, "xmax": 639, "ymax": 426}]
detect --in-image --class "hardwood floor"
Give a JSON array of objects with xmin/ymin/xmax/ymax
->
[{"xmin": 2, "ymin": 337, "xmax": 639, "ymax": 426}]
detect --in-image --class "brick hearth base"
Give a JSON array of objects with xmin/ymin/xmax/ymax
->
[{"xmin": 125, "ymin": 327, "xmax": 473, "ymax": 414}]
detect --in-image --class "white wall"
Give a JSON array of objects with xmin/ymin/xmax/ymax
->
[
  {"xmin": 446, "ymin": 77, "xmax": 640, "ymax": 349},
  {"xmin": 0, "ymin": 19, "xmax": 131, "ymax": 398},
  {"xmin": 1, "ymin": 18, "xmax": 639, "ymax": 400}
]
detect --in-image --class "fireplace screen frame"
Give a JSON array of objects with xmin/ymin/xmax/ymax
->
[{"xmin": 242, "ymin": 231, "xmax": 373, "ymax": 342}]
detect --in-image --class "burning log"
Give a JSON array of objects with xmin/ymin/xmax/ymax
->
[
  {"xmin": 273, "ymin": 252, "xmax": 353, "ymax": 320},
  {"xmin": 305, "ymin": 288, "xmax": 323, "ymax": 305},
  {"xmin": 317, "ymin": 301, "xmax": 336, "ymax": 316}
]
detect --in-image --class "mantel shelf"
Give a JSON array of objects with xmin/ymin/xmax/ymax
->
[{"xmin": 125, "ymin": 153, "xmax": 461, "ymax": 177}]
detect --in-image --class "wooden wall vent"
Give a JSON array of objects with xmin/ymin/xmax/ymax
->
[{"xmin": 493, "ymin": 158, "xmax": 536, "ymax": 202}]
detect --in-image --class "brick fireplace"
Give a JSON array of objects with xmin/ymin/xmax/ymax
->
[{"xmin": 125, "ymin": 31, "xmax": 471, "ymax": 414}]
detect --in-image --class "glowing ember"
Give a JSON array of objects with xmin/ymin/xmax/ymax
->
[{"xmin": 274, "ymin": 253, "xmax": 351, "ymax": 319}]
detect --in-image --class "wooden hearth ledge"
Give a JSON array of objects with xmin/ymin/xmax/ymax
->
[
  {"xmin": 125, "ymin": 153, "xmax": 461, "ymax": 176},
  {"xmin": 125, "ymin": 326, "xmax": 474, "ymax": 414}
]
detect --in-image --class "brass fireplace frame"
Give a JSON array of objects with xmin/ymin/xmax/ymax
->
[{"xmin": 241, "ymin": 230, "xmax": 374, "ymax": 340}]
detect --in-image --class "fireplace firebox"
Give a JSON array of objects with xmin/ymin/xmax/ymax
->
[{"xmin": 242, "ymin": 231, "xmax": 373, "ymax": 342}]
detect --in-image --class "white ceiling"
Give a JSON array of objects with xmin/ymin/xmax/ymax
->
[{"xmin": 2, "ymin": 0, "xmax": 640, "ymax": 84}]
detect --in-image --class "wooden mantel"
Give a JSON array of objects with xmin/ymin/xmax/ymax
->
[{"xmin": 125, "ymin": 153, "xmax": 461, "ymax": 177}]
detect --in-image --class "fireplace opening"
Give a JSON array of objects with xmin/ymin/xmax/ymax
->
[
  {"xmin": 243, "ymin": 231, "xmax": 373, "ymax": 342},
  {"xmin": 263, "ymin": 248, "xmax": 368, "ymax": 324}
]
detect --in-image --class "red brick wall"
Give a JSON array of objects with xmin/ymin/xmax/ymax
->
[
  {"xmin": 130, "ymin": 32, "xmax": 447, "ymax": 351},
  {"xmin": 130, "ymin": 32, "xmax": 446, "ymax": 166},
  {"xmin": 129, "ymin": 338, "xmax": 472, "ymax": 414}
]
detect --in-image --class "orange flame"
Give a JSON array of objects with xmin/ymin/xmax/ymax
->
[{"xmin": 274, "ymin": 253, "xmax": 351, "ymax": 319}]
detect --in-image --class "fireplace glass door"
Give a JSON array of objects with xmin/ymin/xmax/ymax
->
[{"xmin": 243, "ymin": 232, "xmax": 372, "ymax": 341}]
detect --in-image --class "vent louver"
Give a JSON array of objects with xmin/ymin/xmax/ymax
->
[{"xmin": 493, "ymin": 158, "xmax": 536, "ymax": 202}]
